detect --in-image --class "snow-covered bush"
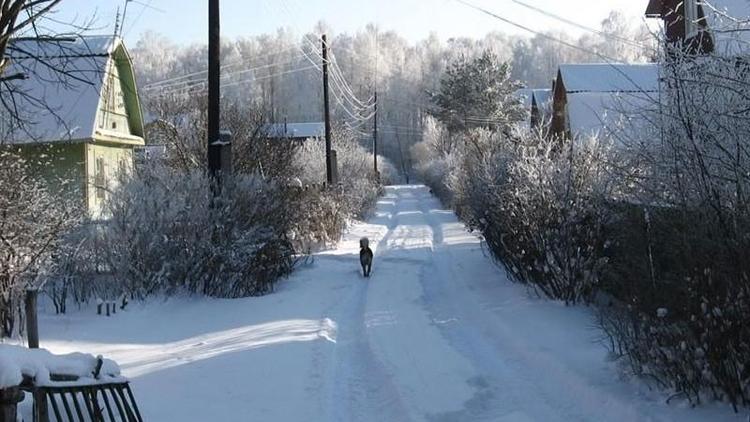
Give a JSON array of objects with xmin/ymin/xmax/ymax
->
[
  {"xmin": 145, "ymin": 94, "xmax": 299, "ymax": 180},
  {"xmin": 294, "ymin": 125, "xmax": 391, "ymax": 220},
  {"xmin": 0, "ymin": 149, "xmax": 79, "ymax": 337},
  {"xmin": 596, "ymin": 45, "xmax": 750, "ymax": 409},
  {"xmin": 99, "ymin": 166, "xmax": 295, "ymax": 299},
  {"xmin": 413, "ymin": 117, "xmax": 615, "ymax": 305},
  {"xmin": 503, "ymin": 136, "xmax": 613, "ymax": 303},
  {"xmin": 42, "ymin": 226, "xmax": 100, "ymax": 315},
  {"xmin": 285, "ymin": 187, "xmax": 347, "ymax": 253},
  {"xmin": 411, "ymin": 116, "xmax": 461, "ymax": 204},
  {"xmin": 451, "ymin": 129, "xmax": 614, "ymax": 304}
]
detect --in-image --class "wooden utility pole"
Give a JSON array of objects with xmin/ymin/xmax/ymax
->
[
  {"xmin": 373, "ymin": 91, "xmax": 378, "ymax": 176},
  {"xmin": 322, "ymin": 34, "xmax": 334, "ymax": 186},
  {"xmin": 207, "ymin": 0, "xmax": 222, "ymax": 181}
]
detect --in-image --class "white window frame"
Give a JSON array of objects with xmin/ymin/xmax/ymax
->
[{"xmin": 685, "ymin": 0, "xmax": 700, "ymax": 38}]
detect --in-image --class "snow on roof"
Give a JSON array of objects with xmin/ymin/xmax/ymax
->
[
  {"xmin": 532, "ymin": 89, "xmax": 552, "ymax": 107},
  {"xmin": 2, "ymin": 36, "xmax": 121, "ymax": 144},
  {"xmin": 559, "ymin": 64, "xmax": 661, "ymax": 93},
  {"xmin": 0, "ymin": 344, "xmax": 121, "ymax": 389},
  {"xmin": 263, "ymin": 122, "xmax": 325, "ymax": 139},
  {"xmin": 703, "ymin": 0, "xmax": 750, "ymax": 54},
  {"xmin": 567, "ymin": 90, "xmax": 658, "ymax": 138}
]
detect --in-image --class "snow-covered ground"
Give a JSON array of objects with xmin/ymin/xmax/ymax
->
[{"xmin": 37, "ymin": 185, "xmax": 743, "ymax": 421}]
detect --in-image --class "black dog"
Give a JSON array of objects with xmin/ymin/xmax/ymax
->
[{"xmin": 359, "ymin": 237, "xmax": 373, "ymax": 277}]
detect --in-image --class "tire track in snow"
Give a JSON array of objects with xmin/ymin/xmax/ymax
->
[
  {"xmin": 317, "ymin": 191, "xmax": 412, "ymax": 422},
  {"xmin": 415, "ymin": 188, "xmax": 562, "ymax": 421}
]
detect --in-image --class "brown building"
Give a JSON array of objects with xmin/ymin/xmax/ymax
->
[{"xmin": 645, "ymin": 0, "xmax": 749, "ymax": 56}]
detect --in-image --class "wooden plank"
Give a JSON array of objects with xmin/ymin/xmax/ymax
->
[
  {"xmin": 113, "ymin": 386, "xmax": 135, "ymax": 422},
  {"xmin": 58, "ymin": 390, "xmax": 75, "ymax": 420},
  {"xmin": 79, "ymin": 388, "xmax": 96, "ymax": 421},
  {"xmin": 46, "ymin": 392, "xmax": 64, "ymax": 422},
  {"xmin": 123, "ymin": 385, "xmax": 142, "ymax": 422},
  {"xmin": 83, "ymin": 387, "xmax": 104, "ymax": 422},
  {"xmin": 98, "ymin": 389, "xmax": 116, "ymax": 421},
  {"xmin": 66, "ymin": 390, "xmax": 85, "ymax": 421},
  {"xmin": 49, "ymin": 374, "xmax": 79, "ymax": 383},
  {"xmin": 106, "ymin": 386, "xmax": 127, "ymax": 421}
]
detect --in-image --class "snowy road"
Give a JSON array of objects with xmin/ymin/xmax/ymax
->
[{"xmin": 40, "ymin": 185, "xmax": 740, "ymax": 421}]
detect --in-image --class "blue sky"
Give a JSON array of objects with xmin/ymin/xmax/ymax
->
[{"xmin": 49, "ymin": 0, "xmax": 650, "ymax": 46}]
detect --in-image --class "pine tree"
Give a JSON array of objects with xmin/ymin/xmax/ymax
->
[{"xmin": 432, "ymin": 50, "xmax": 524, "ymax": 133}]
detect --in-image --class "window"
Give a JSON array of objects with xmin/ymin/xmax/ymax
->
[
  {"xmin": 118, "ymin": 158, "xmax": 128, "ymax": 177},
  {"xmin": 95, "ymin": 157, "xmax": 106, "ymax": 200},
  {"xmin": 685, "ymin": 0, "xmax": 699, "ymax": 38}
]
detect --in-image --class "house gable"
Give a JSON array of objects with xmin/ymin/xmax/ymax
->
[
  {"xmin": 92, "ymin": 42, "xmax": 145, "ymax": 145},
  {"xmin": 97, "ymin": 57, "xmax": 131, "ymax": 136}
]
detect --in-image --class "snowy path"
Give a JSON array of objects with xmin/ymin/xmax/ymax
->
[{"xmin": 39, "ymin": 185, "xmax": 741, "ymax": 421}]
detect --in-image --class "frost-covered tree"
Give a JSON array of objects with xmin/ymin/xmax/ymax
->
[
  {"xmin": 101, "ymin": 167, "xmax": 295, "ymax": 299},
  {"xmin": 432, "ymin": 51, "xmax": 525, "ymax": 133},
  {"xmin": 0, "ymin": 1, "xmax": 101, "ymax": 136},
  {"xmin": 0, "ymin": 150, "xmax": 77, "ymax": 337},
  {"xmin": 0, "ymin": 0, "xmax": 63, "ymax": 76},
  {"xmin": 294, "ymin": 124, "xmax": 395, "ymax": 218}
]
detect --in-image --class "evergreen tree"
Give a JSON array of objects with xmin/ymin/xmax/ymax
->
[{"xmin": 432, "ymin": 50, "xmax": 525, "ymax": 133}]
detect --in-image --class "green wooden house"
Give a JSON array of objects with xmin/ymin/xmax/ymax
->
[{"xmin": 2, "ymin": 35, "xmax": 145, "ymax": 217}]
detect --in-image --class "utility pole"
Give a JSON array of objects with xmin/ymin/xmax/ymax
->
[
  {"xmin": 373, "ymin": 91, "xmax": 378, "ymax": 176},
  {"xmin": 322, "ymin": 34, "xmax": 334, "ymax": 186},
  {"xmin": 207, "ymin": 0, "xmax": 222, "ymax": 183}
]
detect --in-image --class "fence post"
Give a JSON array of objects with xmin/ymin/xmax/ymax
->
[
  {"xmin": 25, "ymin": 288, "xmax": 39, "ymax": 349},
  {"xmin": 0, "ymin": 387, "xmax": 23, "ymax": 422},
  {"xmin": 33, "ymin": 390, "xmax": 49, "ymax": 422}
]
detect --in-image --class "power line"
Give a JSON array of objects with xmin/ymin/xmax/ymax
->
[
  {"xmin": 294, "ymin": 32, "xmax": 375, "ymax": 112},
  {"xmin": 146, "ymin": 54, "xmax": 308, "ymax": 92},
  {"xmin": 255, "ymin": 0, "xmax": 378, "ymax": 128},
  {"xmin": 451, "ymin": 0, "xmax": 619, "ymax": 62},
  {"xmin": 296, "ymin": 35, "xmax": 377, "ymax": 126},
  {"xmin": 502, "ymin": 0, "xmax": 649, "ymax": 49},
  {"xmin": 154, "ymin": 63, "xmax": 319, "ymax": 97},
  {"xmin": 272, "ymin": 0, "xmax": 376, "ymax": 113},
  {"xmin": 221, "ymin": 64, "xmax": 319, "ymax": 89},
  {"xmin": 123, "ymin": 0, "xmax": 161, "ymax": 38},
  {"xmin": 143, "ymin": 44, "xmax": 309, "ymax": 90}
]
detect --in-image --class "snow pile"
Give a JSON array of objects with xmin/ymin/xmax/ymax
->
[{"xmin": 0, "ymin": 344, "xmax": 121, "ymax": 389}]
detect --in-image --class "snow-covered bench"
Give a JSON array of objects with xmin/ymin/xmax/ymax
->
[{"xmin": 0, "ymin": 345, "xmax": 141, "ymax": 422}]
